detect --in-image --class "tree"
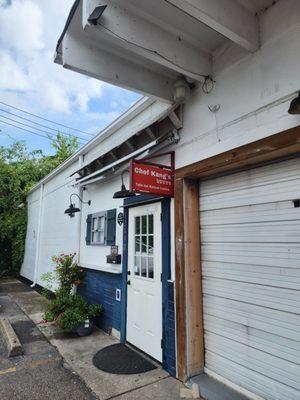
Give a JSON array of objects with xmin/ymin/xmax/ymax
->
[{"xmin": 0, "ymin": 133, "xmax": 79, "ymax": 275}]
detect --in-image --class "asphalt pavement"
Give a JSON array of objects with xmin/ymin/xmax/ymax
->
[{"xmin": 0, "ymin": 280, "xmax": 97, "ymax": 400}]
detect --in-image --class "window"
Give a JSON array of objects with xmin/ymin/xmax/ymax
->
[
  {"xmin": 91, "ymin": 212, "xmax": 106, "ymax": 244},
  {"xmin": 86, "ymin": 209, "xmax": 116, "ymax": 246},
  {"xmin": 134, "ymin": 214, "xmax": 154, "ymax": 279}
]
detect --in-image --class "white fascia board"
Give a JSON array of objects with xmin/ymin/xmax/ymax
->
[
  {"xmin": 82, "ymin": 0, "xmax": 212, "ymax": 82},
  {"xmin": 165, "ymin": 0, "xmax": 259, "ymax": 52},
  {"xmin": 61, "ymin": 31, "xmax": 175, "ymax": 101},
  {"xmin": 27, "ymin": 97, "xmax": 171, "ymax": 194}
]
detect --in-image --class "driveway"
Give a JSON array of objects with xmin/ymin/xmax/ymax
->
[
  {"xmin": 0, "ymin": 278, "xmax": 185, "ymax": 400},
  {"xmin": 0, "ymin": 279, "xmax": 96, "ymax": 400}
]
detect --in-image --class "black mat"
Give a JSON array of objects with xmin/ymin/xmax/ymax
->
[{"xmin": 92, "ymin": 343, "xmax": 157, "ymax": 374}]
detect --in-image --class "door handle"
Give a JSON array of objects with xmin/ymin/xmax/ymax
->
[{"xmin": 127, "ymin": 280, "xmax": 131, "ymax": 285}]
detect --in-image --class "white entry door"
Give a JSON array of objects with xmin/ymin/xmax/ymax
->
[{"xmin": 126, "ymin": 202, "xmax": 162, "ymax": 362}]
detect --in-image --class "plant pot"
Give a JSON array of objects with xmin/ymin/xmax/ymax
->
[{"xmin": 75, "ymin": 320, "xmax": 93, "ymax": 336}]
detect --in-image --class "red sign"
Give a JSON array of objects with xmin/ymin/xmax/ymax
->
[{"xmin": 130, "ymin": 160, "xmax": 174, "ymax": 197}]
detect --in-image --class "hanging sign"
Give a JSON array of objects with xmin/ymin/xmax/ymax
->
[{"xmin": 130, "ymin": 156, "xmax": 174, "ymax": 197}]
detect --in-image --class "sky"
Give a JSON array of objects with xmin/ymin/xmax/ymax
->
[{"xmin": 0, "ymin": 0, "xmax": 141, "ymax": 154}]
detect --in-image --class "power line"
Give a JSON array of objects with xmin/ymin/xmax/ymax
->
[
  {"xmin": 0, "ymin": 114, "xmax": 87, "ymax": 144},
  {"xmin": 0, "ymin": 108, "xmax": 88, "ymax": 142},
  {"xmin": 0, "ymin": 100, "xmax": 96, "ymax": 136},
  {"xmin": 0, "ymin": 118, "xmax": 60, "ymax": 141}
]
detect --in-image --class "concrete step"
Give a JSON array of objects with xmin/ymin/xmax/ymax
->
[
  {"xmin": 0, "ymin": 318, "xmax": 23, "ymax": 357},
  {"xmin": 188, "ymin": 373, "xmax": 250, "ymax": 400}
]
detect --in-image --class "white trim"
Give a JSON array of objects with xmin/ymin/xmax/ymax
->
[
  {"xmin": 80, "ymin": 262, "xmax": 122, "ymax": 275},
  {"xmin": 77, "ymin": 138, "xmax": 159, "ymax": 184}
]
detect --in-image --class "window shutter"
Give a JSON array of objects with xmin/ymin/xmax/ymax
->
[
  {"xmin": 106, "ymin": 209, "xmax": 116, "ymax": 245},
  {"xmin": 86, "ymin": 214, "xmax": 92, "ymax": 245}
]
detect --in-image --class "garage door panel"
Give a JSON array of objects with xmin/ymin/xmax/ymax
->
[
  {"xmin": 200, "ymin": 157, "xmax": 300, "ymax": 198},
  {"xmin": 200, "ymin": 201, "xmax": 299, "ymax": 225},
  {"xmin": 205, "ymin": 352, "xmax": 300, "ymax": 400},
  {"xmin": 204, "ymin": 315, "xmax": 300, "ymax": 364},
  {"xmin": 202, "ymin": 221, "xmax": 300, "ymax": 243},
  {"xmin": 200, "ymin": 158, "xmax": 300, "ymax": 399},
  {"xmin": 202, "ymin": 261, "xmax": 300, "ymax": 290},
  {"xmin": 205, "ymin": 334, "xmax": 300, "ymax": 390},
  {"xmin": 203, "ymin": 278, "xmax": 299, "ymax": 314},
  {"xmin": 202, "ymin": 242, "xmax": 300, "ymax": 268},
  {"xmin": 203, "ymin": 296, "xmax": 300, "ymax": 340}
]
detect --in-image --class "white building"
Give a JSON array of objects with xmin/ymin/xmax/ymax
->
[{"xmin": 22, "ymin": 1, "xmax": 300, "ymax": 399}]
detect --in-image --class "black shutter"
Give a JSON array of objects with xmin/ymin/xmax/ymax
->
[
  {"xmin": 86, "ymin": 214, "xmax": 92, "ymax": 245},
  {"xmin": 106, "ymin": 209, "xmax": 116, "ymax": 246}
]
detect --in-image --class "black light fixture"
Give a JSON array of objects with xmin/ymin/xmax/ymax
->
[
  {"xmin": 288, "ymin": 91, "xmax": 300, "ymax": 115},
  {"xmin": 88, "ymin": 5, "xmax": 107, "ymax": 25},
  {"xmin": 64, "ymin": 193, "xmax": 91, "ymax": 218},
  {"xmin": 113, "ymin": 170, "xmax": 136, "ymax": 199}
]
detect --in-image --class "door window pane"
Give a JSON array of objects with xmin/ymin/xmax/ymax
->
[
  {"xmin": 142, "ymin": 215, "xmax": 147, "ymax": 234},
  {"xmin": 148, "ymin": 215, "xmax": 153, "ymax": 234},
  {"xmin": 135, "ymin": 236, "xmax": 140, "ymax": 253},
  {"xmin": 141, "ymin": 236, "xmax": 147, "ymax": 253},
  {"xmin": 148, "ymin": 235, "xmax": 153, "ymax": 254},
  {"xmin": 134, "ymin": 256, "xmax": 140, "ymax": 276},
  {"xmin": 141, "ymin": 256, "xmax": 147, "ymax": 277},
  {"xmin": 148, "ymin": 257, "xmax": 154, "ymax": 279},
  {"xmin": 135, "ymin": 216, "xmax": 140, "ymax": 234}
]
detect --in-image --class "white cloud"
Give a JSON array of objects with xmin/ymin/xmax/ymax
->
[
  {"xmin": 0, "ymin": 0, "xmax": 44, "ymax": 53},
  {"xmin": 0, "ymin": 52, "xmax": 30, "ymax": 91},
  {"xmin": 0, "ymin": 0, "xmax": 140, "ymax": 151}
]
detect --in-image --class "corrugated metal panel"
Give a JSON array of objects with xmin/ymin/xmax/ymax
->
[{"xmin": 200, "ymin": 157, "xmax": 300, "ymax": 400}]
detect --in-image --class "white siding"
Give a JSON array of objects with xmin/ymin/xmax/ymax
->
[
  {"xmin": 36, "ymin": 162, "xmax": 79, "ymax": 286},
  {"xmin": 79, "ymin": 175, "xmax": 125, "ymax": 273},
  {"xmin": 200, "ymin": 157, "xmax": 300, "ymax": 400},
  {"xmin": 20, "ymin": 190, "xmax": 41, "ymax": 281}
]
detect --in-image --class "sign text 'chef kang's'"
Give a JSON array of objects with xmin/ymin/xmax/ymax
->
[{"xmin": 130, "ymin": 160, "xmax": 174, "ymax": 196}]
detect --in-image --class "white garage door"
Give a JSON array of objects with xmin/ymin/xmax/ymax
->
[{"xmin": 200, "ymin": 157, "xmax": 300, "ymax": 400}]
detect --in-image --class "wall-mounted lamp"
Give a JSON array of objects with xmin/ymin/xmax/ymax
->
[
  {"xmin": 64, "ymin": 193, "xmax": 91, "ymax": 218},
  {"xmin": 113, "ymin": 170, "xmax": 136, "ymax": 199},
  {"xmin": 288, "ymin": 91, "xmax": 300, "ymax": 115}
]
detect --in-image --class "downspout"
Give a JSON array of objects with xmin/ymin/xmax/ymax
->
[
  {"xmin": 76, "ymin": 155, "xmax": 84, "ymax": 265},
  {"xmin": 31, "ymin": 183, "xmax": 44, "ymax": 287}
]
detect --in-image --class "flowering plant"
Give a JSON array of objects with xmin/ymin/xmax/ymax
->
[{"xmin": 51, "ymin": 253, "xmax": 85, "ymax": 294}]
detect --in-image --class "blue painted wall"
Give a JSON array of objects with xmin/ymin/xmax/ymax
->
[{"xmin": 79, "ymin": 269, "xmax": 122, "ymax": 333}]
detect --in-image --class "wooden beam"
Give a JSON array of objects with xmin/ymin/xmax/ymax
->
[
  {"xmin": 174, "ymin": 177, "xmax": 204, "ymax": 381},
  {"xmin": 165, "ymin": 0, "xmax": 259, "ymax": 52},
  {"xmin": 174, "ymin": 177, "xmax": 187, "ymax": 381},
  {"xmin": 183, "ymin": 179, "xmax": 204, "ymax": 376},
  {"xmin": 83, "ymin": 0, "xmax": 212, "ymax": 81},
  {"xmin": 176, "ymin": 125, "xmax": 300, "ymax": 180}
]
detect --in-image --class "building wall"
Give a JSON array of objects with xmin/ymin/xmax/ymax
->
[
  {"xmin": 79, "ymin": 174, "xmax": 127, "ymax": 273},
  {"xmin": 78, "ymin": 268, "xmax": 122, "ymax": 334},
  {"xmin": 171, "ymin": 0, "xmax": 300, "ymax": 169},
  {"xmin": 20, "ymin": 189, "xmax": 41, "ymax": 281},
  {"xmin": 21, "ymin": 160, "xmax": 81, "ymax": 287}
]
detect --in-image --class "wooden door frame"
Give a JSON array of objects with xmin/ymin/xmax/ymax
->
[{"xmin": 174, "ymin": 125, "xmax": 300, "ymax": 381}]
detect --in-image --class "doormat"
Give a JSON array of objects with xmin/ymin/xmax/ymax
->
[{"xmin": 92, "ymin": 343, "xmax": 157, "ymax": 374}]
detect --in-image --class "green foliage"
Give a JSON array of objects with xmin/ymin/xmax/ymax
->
[
  {"xmin": 0, "ymin": 134, "xmax": 79, "ymax": 275},
  {"xmin": 52, "ymin": 253, "xmax": 85, "ymax": 294},
  {"xmin": 43, "ymin": 292, "xmax": 102, "ymax": 332},
  {"xmin": 42, "ymin": 253, "xmax": 102, "ymax": 333}
]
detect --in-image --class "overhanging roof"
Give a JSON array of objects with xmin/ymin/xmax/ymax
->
[
  {"xmin": 55, "ymin": 0, "xmax": 275, "ymax": 101},
  {"xmin": 28, "ymin": 97, "xmax": 173, "ymax": 194}
]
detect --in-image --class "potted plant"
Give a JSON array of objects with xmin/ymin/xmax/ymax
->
[
  {"xmin": 42, "ymin": 253, "xmax": 102, "ymax": 336},
  {"xmin": 56, "ymin": 294, "xmax": 102, "ymax": 336}
]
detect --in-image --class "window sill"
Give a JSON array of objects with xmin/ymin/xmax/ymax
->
[{"xmin": 79, "ymin": 262, "xmax": 122, "ymax": 274}]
